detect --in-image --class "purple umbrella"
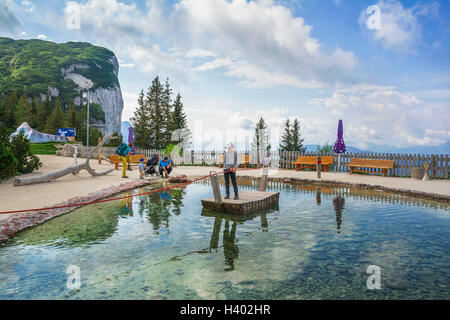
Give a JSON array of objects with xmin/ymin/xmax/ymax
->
[
  {"xmin": 333, "ymin": 120, "xmax": 346, "ymax": 171},
  {"xmin": 128, "ymin": 126, "xmax": 137, "ymax": 154}
]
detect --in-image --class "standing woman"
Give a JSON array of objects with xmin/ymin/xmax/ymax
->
[{"xmin": 223, "ymin": 143, "xmax": 239, "ymax": 200}]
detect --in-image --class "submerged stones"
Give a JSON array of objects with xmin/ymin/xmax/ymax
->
[{"xmin": 0, "ymin": 179, "xmax": 152, "ymax": 244}]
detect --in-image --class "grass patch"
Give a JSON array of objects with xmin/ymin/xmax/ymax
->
[{"xmin": 29, "ymin": 142, "xmax": 75, "ymax": 155}]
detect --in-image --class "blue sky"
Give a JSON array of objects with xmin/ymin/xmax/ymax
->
[{"xmin": 1, "ymin": 0, "xmax": 449, "ymax": 151}]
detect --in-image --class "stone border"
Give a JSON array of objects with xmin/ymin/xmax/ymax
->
[{"xmin": 0, "ymin": 178, "xmax": 158, "ymax": 244}]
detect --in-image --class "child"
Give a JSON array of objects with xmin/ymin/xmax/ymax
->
[{"xmin": 139, "ymin": 158, "xmax": 146, "ymax": 179}]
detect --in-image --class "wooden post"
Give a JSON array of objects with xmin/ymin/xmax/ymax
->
[
  {"xmin": 317, "ymin": 156, "xmax": 322, "ymax": 179},
  {"xmin": 210, "ymin": 171, "xmax": 222, "ymax": 204},
  {"xmin": 98, "ymin": 137, "xmax": 102, "ymax": 164},
  {"xmin": 423, "ymin": 163, "xmax": 431, "ymax": 181},
  {"xmin": 259, "ymin": 167, "xmax": 269, "ymax": 191}
]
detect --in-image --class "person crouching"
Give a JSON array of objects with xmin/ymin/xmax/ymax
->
[{"xmin": 159, "ymin": 155, "xmax": 172, "ymax": 178}]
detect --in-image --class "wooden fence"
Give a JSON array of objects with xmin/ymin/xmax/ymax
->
[{"xmin": 94, "ymin": 147, "xmax": 448, "ymax": 178}]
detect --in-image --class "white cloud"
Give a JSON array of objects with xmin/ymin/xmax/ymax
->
[
  {"xmin": 310, "ymin": 85, "xmax": 449, "ymax": 148},
  {"xmin": 36, "ymin": 34, "xmax": 48, "ymax": 40},
  {"xmin": 176, "ymin": 0, "xmax": 357, "ymax": 88},
  {"xmin": 359, "ymin": 0, "xmax": 439, "ymax": 52},
  {"xmin": 61, "ymin": 0, "xmax": 357, "ymax": 89},
  {"xmin": 21, "ymin": 0, "xmax": 35, "ymax": 12},
  {"xmin": 0, "ymin": 0, "xmax": 23, "ymax": 36}
]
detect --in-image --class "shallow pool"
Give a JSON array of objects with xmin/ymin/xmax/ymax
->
[{"xmin": 0, "ymin": 181, "xmax": 449, "ymax": 299}]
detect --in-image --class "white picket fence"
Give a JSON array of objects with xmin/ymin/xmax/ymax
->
[{"xmin": 94, "ymin": 147, "xmax": 449, "ymax": 178}]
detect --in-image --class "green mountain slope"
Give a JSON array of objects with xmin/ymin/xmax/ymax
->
[{"xmin": 0, "ymin": 37, "xmax": 119, "ymax": 106}]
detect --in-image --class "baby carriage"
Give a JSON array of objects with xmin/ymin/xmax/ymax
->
[{"xmin": 145, "ymin": 154, "xmax": 160, "ymax": 176}]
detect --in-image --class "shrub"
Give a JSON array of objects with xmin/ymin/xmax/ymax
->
[
  {"xmin": 10, "ymin": 131, "xmax": 42, "ymax": 174},
  {"xmin": 0, "ymin": 123, "xmax": 18, "ymax": 180}
]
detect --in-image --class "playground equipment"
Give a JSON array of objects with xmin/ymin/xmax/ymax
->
[{"xmin": 14, "ymin": 136, "xmax": 114, "ymax": 187}]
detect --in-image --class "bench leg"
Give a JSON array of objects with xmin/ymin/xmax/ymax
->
[
  {"xmin": 349, "ymin": 167, "xmax": 353, "ymax": 174},
  {"xmin": 383, "ymin": 169, "xmax": 387, "ymax": 177},
  {"xmin": 114, "ymin": 162, "xmax": 119, "ymax": 170}
]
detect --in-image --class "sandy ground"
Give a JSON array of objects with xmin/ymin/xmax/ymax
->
[{"xmin": 0, "ymin": 155, "xmax": 449, "ymax": 221}]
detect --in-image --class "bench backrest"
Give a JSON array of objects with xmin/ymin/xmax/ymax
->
[
  {"xmin": 217, "ymin": 154, "xmax": 251, "ymax": 163},
  {"xmin": 295, "ymin": 156, "xmax": 334, "ymax": 165},
  {"xmin": 349, "ymin": 158, "xmax": 394, "ymax": 168},
  {"xmin": 109, "ymin": 154, "xmax": 146, "ymax": 163}
]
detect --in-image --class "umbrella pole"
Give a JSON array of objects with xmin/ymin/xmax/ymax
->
[{"xmin": 337, "ymin": 154, "xmax": 341, "ymax": 172}]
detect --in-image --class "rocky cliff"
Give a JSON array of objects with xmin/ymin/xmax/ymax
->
[{"xmin": 0, "ymin": 37, "xmax": 123, "ymax": 134}]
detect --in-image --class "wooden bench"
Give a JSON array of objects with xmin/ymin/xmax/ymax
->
[
  {"xmin": 217, "ymin": 154, "xmax": 252, "ymax": 168},
  {"xmin": 109, "ymin": 154, "xmax": 146, "ymax": 170},
  {"xmin": 292, "ymin": 156, "xmax": 334, "ymax": 171},
  {"xmin": 345, "ymin": 158, "xmax": 394, "ymax": 176}
]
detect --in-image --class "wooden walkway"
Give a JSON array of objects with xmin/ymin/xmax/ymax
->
[{"xmin": 201, "ymin": 190, "xmax": 280, "ymax": 214}]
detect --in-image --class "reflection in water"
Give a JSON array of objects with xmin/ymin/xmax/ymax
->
[
  {"xmin": 137, "ymin": 186, "xmax": 186, "ymax": 232},
  {"xmin": 204, "ymin": 208, "xmax": 275, "ymax": 272},
  {"xmin": 223, "ymin": 221, "xmax": 239, "ymax": 271},
  {"xmin": 316, "ymin": 187, "xmax": 321, "ymax": 205},
  {"xmin": 119, "ymin": 195, "xmax": 134, "ymax": 216},
  {"xmin": 333, "ymin": 196, "xmax": 345, "ymax": 233}
]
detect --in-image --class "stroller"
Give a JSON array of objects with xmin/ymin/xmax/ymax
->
[{"xmin": 145, "ymin": 154, "xmax": 161, "ymax": 176}]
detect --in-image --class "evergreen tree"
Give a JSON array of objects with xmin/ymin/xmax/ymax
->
[
  {"xmin": 162, "ymin": 78, "xmax": 173, "ymax": 144},
  {"xmin": 251, "ymin": 117, "xmax": 271, "ymax": 164},
  {"xmin": 171, "ymin": 93, "xmax": 191, "ymax": 148},
  {"xmin": 14, "ymin": 91, "xmax": 31, "ymax": 127},
  {"xmin": 29, "ymin": 98, "xmax": 39, "ymax": 129},
  {"xmin": 36, "ymin": 94, "xmax": 52, "ymax": 131},
  {"xmin": 66, "ymin": 99, "xmax": 78, "ymax": 129},
  {"xmin": 45, "ymin": 99, "xmax": 65, "ymax": 134},
  {"xmin": 280, "ymin": 119, "xmax": 293, "ymax": 151},
  {"xmin": 146, "ymin": 76, "xmax": 165, "ymax": 149},
  {"xmin": 291, "ymin": 118, "xmax": 305, "ymax": 152},
  {"xmin": 0, "ymin": 91, "xmax": 19, "ymax": 129},
  {"xmin": 130, "ymin": 89, "xmax": 151, "ymax": 148}
]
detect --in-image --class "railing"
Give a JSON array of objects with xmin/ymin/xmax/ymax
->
[{"xmin": 86, "ymin": 147, "xmax": 449, "ymax": 178}]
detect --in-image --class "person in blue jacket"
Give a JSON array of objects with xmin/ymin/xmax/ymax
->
[{"xmin": 159, "ymin": 155, "xmax": 173, "ymax": 178}]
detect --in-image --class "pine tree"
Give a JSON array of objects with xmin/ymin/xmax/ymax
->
[
  {"xmin": 37, "ymin": 94, "xmax": 52, "ymax": 131},
  {"xmin": 29, "ymin": 98, "xmax": 39, "ymax": 128},
  {"xmin": 162, "ymin": 78, "xmax": 173, "ymax": 144},
  {"xmin": 130, "ymin": 89, "xmax": 150, "ymax": 148},
  {"xmin": 0, "ymin": 91, "xmax": 19, "ymax": 129},
  {"xmin": 44, "ymin": 99, "xmax": 65, "ymax": 134},
  {"xmin": 291, "ymin": 118, "xmax": 305, "ymax": 152},
  {"xmin": 170, "ymin": 93, "xmax": 191, "ymax": 150},
  {"xmin": 66, "ymin": 99, "xmax": 78, "ymax": 129},
  {"xmin": 280, "ymin": 119, "xmax": 293, "ymax": 151},
  {"xmin": 146, "ymin": 76, "xmax": 165, "ymax": 149},
  {"xmin": 251, "ymin": 117, "xmax": 271, "ymax": 164},
  {"xmin": 14, "ymin": 91, "xmax": 31, "ymax": 127}
]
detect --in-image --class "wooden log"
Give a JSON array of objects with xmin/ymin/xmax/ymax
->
[{"xmin": 14, "ymin": 135, "xmax": 113, "ymax": 186}]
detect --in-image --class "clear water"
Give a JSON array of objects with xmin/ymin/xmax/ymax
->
[{"xmin": 0, "ymin": 181, "xmax": 449, "ymax": 300}]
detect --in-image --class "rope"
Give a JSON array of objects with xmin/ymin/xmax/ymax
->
[{"xmin": 0, "ymin": 167, "xmax": 262, "ymax": 215}]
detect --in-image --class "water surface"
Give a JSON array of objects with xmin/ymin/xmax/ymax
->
[{"xmin": 0, "ymin": 181, "xmax": 449, "ymax": 299}]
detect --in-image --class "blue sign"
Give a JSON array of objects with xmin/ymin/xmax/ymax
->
[{"xmin": 58, "ymin": 128, "xmax": 76, "ymax": 137}]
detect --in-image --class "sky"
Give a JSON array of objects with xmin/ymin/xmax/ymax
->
[{"xmin": 0, "ymin": 0, "xmax": 449, "ymax": 151}]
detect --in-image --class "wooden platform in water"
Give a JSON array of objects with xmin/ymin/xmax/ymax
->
[{"xmin": 201, "ymin": 190, "xmax": 280, "ymax": 214}]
